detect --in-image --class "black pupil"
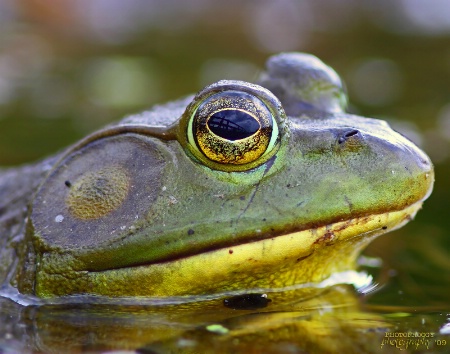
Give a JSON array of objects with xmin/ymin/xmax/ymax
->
[{"xmin": 207, "ymin": 110, "xmax": 260, "ymax": 141}]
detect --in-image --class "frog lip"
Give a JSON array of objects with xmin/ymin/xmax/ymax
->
[
  {"xmin": 72, "ymin": 201, "xmax": 423, "ymax": 297},
  {"xmin": 34, "ymin": 201, "xmax": 423, "ymax": 298}
]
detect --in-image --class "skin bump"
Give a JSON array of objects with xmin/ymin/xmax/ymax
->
[{"xmin": 65, "ymin": 165, "xmax": 130, "ymax": 220}]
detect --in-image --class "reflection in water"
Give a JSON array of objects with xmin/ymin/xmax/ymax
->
[
  {"xmin": 0, "ymin": 285, "xmax": 395, "ymax": 354},
  {"xmin": 1, "ymin": 266, "xmax": 449, "ymax": 353},
  {"xmin": 1, "ymin": 282, "xmax": 448, "ymax": 353}
]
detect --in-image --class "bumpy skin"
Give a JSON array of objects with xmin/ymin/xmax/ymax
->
[
  {"xmin": 0, "ymin": 157, "xmax": 58, "ymax": 286},
  {"xmin": 0, "ymin": 53, "xmax": 434, "ymax": 298}
]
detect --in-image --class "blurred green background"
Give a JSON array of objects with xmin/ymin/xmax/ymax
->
[{"xmin": 0, "ymin": 0, "xmax": 449, "ymax": 306}]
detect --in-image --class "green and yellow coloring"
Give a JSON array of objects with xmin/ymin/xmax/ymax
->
[
  {"xmin": 13, "ymin": 52, "xmax": 433, "ymax": 298},
  {"xmin": 66, "ymin": 165, "xmax": 130, "ymax": 220},
  {"xmin": 184, "ymin": 82, "xmax": 283, "ymax": 169}
]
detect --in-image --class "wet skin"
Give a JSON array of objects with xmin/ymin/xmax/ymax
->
[{"xmin": 0, "ymin": 52, "xmax": 433, "ymax": 298}]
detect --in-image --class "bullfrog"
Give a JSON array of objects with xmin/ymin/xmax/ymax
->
[{"xmin": 0, "ymin": 52, "xmax": 433, "ymax": 299}]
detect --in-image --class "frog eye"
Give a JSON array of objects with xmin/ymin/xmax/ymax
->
[
  {"xmin": 182, "ymin": 80, "xmax": 287, "ymax": 171},
  {"xmin": 189, "ymin": 90, "xmax": 277, "ymax": 165}
]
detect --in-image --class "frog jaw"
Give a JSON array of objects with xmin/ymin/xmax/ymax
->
[{"xmin": 35, "ymin": 201, "xmax": 421, "ymax": 298}]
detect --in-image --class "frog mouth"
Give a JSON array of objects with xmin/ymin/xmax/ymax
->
[{"xmin": 55, "ymin": 201, "xmax": 422, "ymax": 298}]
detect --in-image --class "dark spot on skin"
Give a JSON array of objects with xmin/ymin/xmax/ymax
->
[
  {"xmin": 296, "ymin": 254, "xmax": 312, "ymax": 263},
  {"xmin": 223, "ymin": 293, "xmax": 271, "ymax": 310},
  {"xmin": 239, "ymin": 196, "xmax": 245, "ymax": 201},
  {"xmin": 229, "ymin": 249, "xmax": 233, "ymax": 254},
  {"xmin": 187, "ymin": 229, "xmax": 195, "ymax": 235},
  {"xmin": 338, "ymin": 129, "xmax": 360, "ymax": 144},
  {"xmin": 314, "ymin": 230, "xmax": 336, "ymax": 245},
  {"xmin": 382, "ymin": 226, "xmax": 388, "ymax": 230},
  {"xmin": 64, "ymin": 180, "xmax": 72, "ymax": 187}
]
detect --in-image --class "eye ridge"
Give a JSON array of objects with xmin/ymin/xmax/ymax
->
[{"xmin": 206, "ymin": 108, "xmax": 261, "ymax": 141}]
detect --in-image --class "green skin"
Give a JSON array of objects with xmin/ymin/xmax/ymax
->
[{"xmin": 0, "ymin": 52, "xmax": 433, "ymax": 298}]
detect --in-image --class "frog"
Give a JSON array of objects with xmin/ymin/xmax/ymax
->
[{"xmin": 0, "ymin": 52, "xmax": 433, "ymax": 299}]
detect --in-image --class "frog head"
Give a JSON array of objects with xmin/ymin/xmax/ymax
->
[{"xmin": 18, "ymin": 53, "xmax": 433, "ymax": 298}]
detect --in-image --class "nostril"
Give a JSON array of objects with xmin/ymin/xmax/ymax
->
[{"xmin": 338, "ymin": 129, "xmax": 360, "ymax": 144}]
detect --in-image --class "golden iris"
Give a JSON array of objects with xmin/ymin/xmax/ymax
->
[{"xmin": 192, "ymin": 91, "xmax": 274, "ymax": 165}]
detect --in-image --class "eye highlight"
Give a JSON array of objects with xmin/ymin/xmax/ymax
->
[{"xmin": 182, "ymin": 80, "xmax": 286, "ymax": 171}]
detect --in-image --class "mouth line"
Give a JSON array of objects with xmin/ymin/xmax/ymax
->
[
  {"xmin": 142, "ymin": 202, "xmax": 420, "ymax": 267},
  {"xmin": 122, "ymin": 201, "xmax": 421, "ymax": 268},
  {"xmin": 75, "ymin": 201, "xmax": 423, "ymax": 297}
]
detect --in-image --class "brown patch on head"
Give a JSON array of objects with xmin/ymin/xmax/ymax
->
[{"xmin": 66, "ymin": 165, "xmax": 130, "ymax": 220}]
